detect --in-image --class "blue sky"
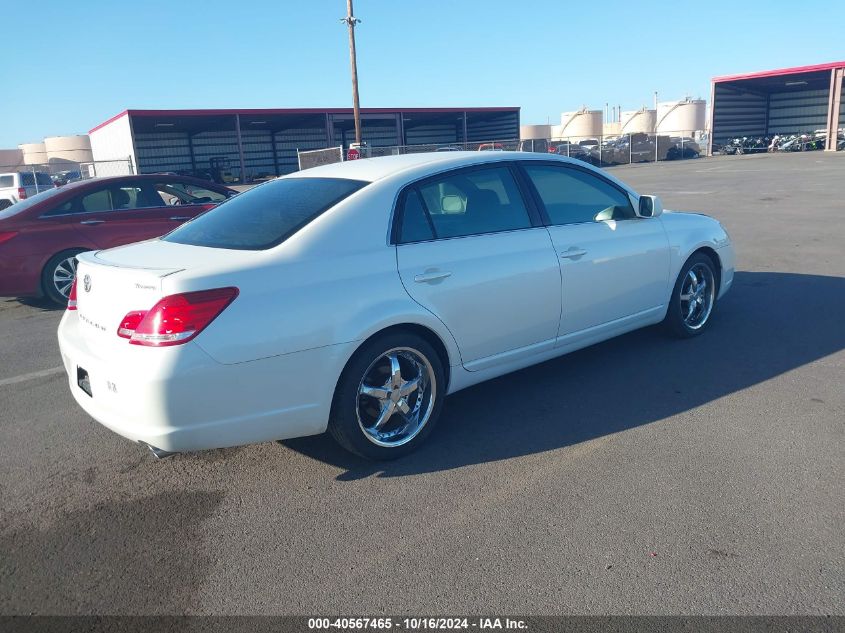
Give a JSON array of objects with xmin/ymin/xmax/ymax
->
[{"xmin": 2, "ymin": 0, "xmax": 844, "ymax": 147}]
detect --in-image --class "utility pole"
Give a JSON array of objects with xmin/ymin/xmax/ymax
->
[{"xmin": 341, "ymin": 0, "xmax": 362, "ymax": 145}]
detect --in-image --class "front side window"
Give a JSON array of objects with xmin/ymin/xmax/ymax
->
[
  {"xmin": 523, "ymin": 165, "xmax": 635, "ymax": 225},
  {"xmin": 155, "ymin": 181, "xmax": 229, "ymax": 206},
  {"xmin": 401, "ymin": 166, "xmax": 531, "ymax": 241},
  {"xmin": 164, "ymin": 177, "xmax": 367, "ymax": 250}
]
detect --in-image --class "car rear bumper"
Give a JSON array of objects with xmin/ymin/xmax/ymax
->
[{"xmin": 57, "ymin": 311, "xmax": 352, "ymax": 453}]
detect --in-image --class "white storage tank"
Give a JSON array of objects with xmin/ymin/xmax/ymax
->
[
  {"xmin": 520, "ymin": 124, "xmax": 552, "ymax": 140},
  {"xmin": 556, "ymin": 108, "xmax": 602, "ymax": 141},
  {"xmin": 655, "ymin": 99, "xmax": 706, "ymax": 136},
  {"xmin": 19, "ymin": 142, "xmax": 48, "ymax": 165},
  {"xmin": 620, "ymin": 108, "xmax": 657, "ymax": 134},
  {"xmin": 44, "ymin": 135, "xmax": 93, "ymax": 163}
]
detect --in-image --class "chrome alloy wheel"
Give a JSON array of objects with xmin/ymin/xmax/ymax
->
[
  {"xmin": 680, "ymin": 263, "xmax": 715, "ymax": 330},
  {"xmin": 53, "ymin": 256, "xmax": 78, "ymax": 299},
  {"xmin": 356, "ymin": 347, "xmax": 437, "ymax": 448}
]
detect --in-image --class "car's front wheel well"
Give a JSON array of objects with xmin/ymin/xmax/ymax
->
[{"xmin": 690, "ymin": 246, "xmax": 722, "ymax": 294}]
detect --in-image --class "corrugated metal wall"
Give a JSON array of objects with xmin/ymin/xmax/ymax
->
[
  {"xmin": 466, "ymin": 111, "xmax": 520, "ymax": 142},
  {"xmin": 712, "ymin": 84, "xmax": 767, "ymax": 144},
  {"xmin": 275, "ymin": 126, "xmax": 328, "ymax": 175},
  {"xmin": 131, "ymin": 110, "xmax": 521, "ymax": 179},
  {"xmin": 767, "ymin": 89, "xmax": 829, "ymax": 134},
  {"xmin": 404, "ymin": 123, "xmax": 460, "ymax": 145},
  {"xmin": 134, "ymin": 132, "xmax": 192, "ymax": 173}
]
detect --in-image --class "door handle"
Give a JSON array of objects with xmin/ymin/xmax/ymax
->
[
  {"xmin": 414, "ymin": 271, "xmax": 452, "ymax": 284},
  {"xmin": 169, "ymin": 216, "xmax": 191, "ymax": 221},
  {"xmin": 79, "ymin": 220, "xmax": 105, "ymax": 225},
  {"xmin": 559, "ymin": 248, "xmax": 587, "ymax": 260}
]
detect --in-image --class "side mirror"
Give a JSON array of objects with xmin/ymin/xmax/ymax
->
[{"xmin": 637, "ymin": 195, "xmax": 663, "ymax": 218}]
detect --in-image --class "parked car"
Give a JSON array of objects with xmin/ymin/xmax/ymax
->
[
  {"xmin": 0, "ymin": 171, "xmax": 55, "ymax": 209},
  {"xmin": 0, "ymin": 174, "xmax": 237, "ymax": 305},
  {"xmin": 477, "ymin": 143, "xmax": 505, "ymax": 151},
  {"xmin": 57, "ymin": 152, "xmax": 735, "ymax": 461},
  {"xmin": 51, "ymin": 170, "xmax": 83, "ymax": 186}
]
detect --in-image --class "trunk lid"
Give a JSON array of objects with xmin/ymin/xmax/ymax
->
[{"xmin": 73, "ymin": 239, "xmax": 259, "ymax": 353}]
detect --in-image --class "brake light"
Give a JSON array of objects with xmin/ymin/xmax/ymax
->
[
  {"xmin": 67, "ymin": 277, "xmax": 78, "ymax": 310},
  {"xmin": 17, "ymin": 187, "xmax": 27, "ymax": 200},
  {"xmin": 117, "ymin": 311, "xmax": 147, "ymax": 338},
  {"xmin": 0, "ymin": 231, "xmax": 17, "ymax": 245},
  {"xmin": 123, "ymin": 287, "xmax": 238, "ymax": 347}
]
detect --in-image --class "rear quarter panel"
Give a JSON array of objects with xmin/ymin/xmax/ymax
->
[{"xmin": 165, "ymin": 181, "xmax": 461, "ymax": 370}]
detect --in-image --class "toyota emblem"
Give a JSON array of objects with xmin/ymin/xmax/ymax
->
[{"xmin": 83, "ymin": 274, "xmax": 91, "ymax": 293}]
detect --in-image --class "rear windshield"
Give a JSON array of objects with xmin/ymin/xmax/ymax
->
[{"xmin": 163, "ymin": 177, "xmax": 368, "ymax": 250}]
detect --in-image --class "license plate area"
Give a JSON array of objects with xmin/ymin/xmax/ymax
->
[{"xmin": 77, "ymin": 366, "xmax": 92, "ymax": 398}]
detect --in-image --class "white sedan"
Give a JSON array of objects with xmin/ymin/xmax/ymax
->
[{"xmin": 58, "ymin": 152, "xmax": 734, "ymax": 460}]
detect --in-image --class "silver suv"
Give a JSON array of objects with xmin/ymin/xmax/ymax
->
[{"xmin": 0, "ymin": 171, "xmax": 55, "ymax": 210}]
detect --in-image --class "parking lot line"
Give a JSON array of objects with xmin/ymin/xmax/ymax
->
[{"xmin": 0, "ymin": 366, "xmax": 64, "ymax": 388}]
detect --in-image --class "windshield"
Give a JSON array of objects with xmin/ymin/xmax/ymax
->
[
  {"xmin": 163, "ymin": 177, "xmax": 368, "ymax": 250},
  {"xmin": 0, "ymin": 187, "xmax": 67, "ymax": 220}
]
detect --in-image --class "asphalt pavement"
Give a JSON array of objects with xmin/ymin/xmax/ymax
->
[{"xmin": 0, "ymin": 151, "xmax": 843, "ymax": 615}]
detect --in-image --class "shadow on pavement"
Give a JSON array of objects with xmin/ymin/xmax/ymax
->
[
  {"xmin": 283, "ymin": 271, "xmax": 845, "ymax": 480},
  {"xmin": 0, "ymin": 491, "xmax": 223, "ymax": 613}
]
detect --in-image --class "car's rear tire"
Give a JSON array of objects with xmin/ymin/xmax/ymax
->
[
  {"xmin": 328, "ymin": 331, "xmax": 446, "ymax": 460},
  {"xmin": 0, "ymin": 200, "xmax": 11, "ymax": 211},
  {"xmin": 664, "ymin": 252, "xmax": 719, "ymax": 338},
  {"xmin": 42, "ymin": 249, "xmax": 84, "ymax": 307}
]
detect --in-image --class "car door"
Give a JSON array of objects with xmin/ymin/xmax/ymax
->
[
  {"xmin": 520, "ymin": 162, "xmax": 670, "ymax": 339},
  {"xmin": 395, "ymin": 164, "xmax": 562, "ymax": 371},
  {"xmin": 50, "ymin": 182, "xmax": 181, "ymax": 249}
]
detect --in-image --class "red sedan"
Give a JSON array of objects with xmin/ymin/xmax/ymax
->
[{"xmin": 0, "ymin": 174, "xmax": 237, "ymax": 305}]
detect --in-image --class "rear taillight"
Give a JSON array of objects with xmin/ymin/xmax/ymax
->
[
  {"xmin": 120, "ymin": 287, "xmax": 238, "ymax": 347},
  {"xmin": 117, "ymin": 311, "xmax": 147, "ymax": 338},
  {"xmin": 67, "ymin": 277, "xmax": 78, "ymax": 311},
  {"xmin": 17, "ymin": 187, "xmax": 27, "ymax": 200},
  {"xmin": 0, "ymin": 231, "xmax": 18, "ymax": 245}
]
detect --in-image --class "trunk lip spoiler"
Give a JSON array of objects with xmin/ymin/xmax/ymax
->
[{"xmin": 77, "ymin": 250, "xmax": 185, "ymax": 277}]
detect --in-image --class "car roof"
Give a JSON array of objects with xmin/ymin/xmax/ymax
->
[
  {"xmin": 56, "ymin": 173, "xmax": 232, "ymax": 192},
  {"xmin": 288, "ymin": 151, "xmax": 637, "ymax": 195}
]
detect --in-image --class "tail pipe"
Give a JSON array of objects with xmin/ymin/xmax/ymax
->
[{"xmin": 140, "ymin": 442, "xmax": 176, "ymax": 459}]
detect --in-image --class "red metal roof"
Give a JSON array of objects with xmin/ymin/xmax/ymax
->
[
  {"xmin": 713, "ymin": 61, "xmax": 845, "ymax": 83},
  {"xmin": 89, "ymin": 107, "xmax": 520, "ymax": 134}
]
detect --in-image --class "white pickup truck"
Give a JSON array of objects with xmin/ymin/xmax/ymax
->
[{"xmin": 0, "ymin": 171, "xmax": 55, "ymax": 210}]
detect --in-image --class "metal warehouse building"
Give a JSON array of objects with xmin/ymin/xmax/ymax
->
[
  {"xmin": 709, "ymin": 61, "xmax": 844, "ymax": 152},
  {"xmin": 89, "ymin": 107, "xmax": 520, "ymax": 183}
]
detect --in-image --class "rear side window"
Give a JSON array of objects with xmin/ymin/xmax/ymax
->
[
  {"xmin": 164, "ymin": 177, "xmax": 367, "ymax": 250},
  {"xmin": 155, "ymin": 181, "xmax": 228, "ymax": 206},
  {"xmin": 0, "ymin": 175, "xmax": 13, "ymax": 187},
  {"xmin": 398, "ymin": 166, "xmax": 531, "ymax": 242}
]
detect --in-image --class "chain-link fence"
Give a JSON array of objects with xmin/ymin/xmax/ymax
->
[
  {"xmin": 297, "ymin": 147, "xmax": 345, "ymax": 171},
  {"xmin": 296, "ymin": 132, "xmax": 709, "ymax": 172},
  {"xmin": 0, "ymin": 158, "xmax": 134, "ymax": 192}
]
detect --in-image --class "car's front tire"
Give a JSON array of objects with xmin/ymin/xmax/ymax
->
[
  {"xmin": 328, "ymin": 331, "xmax": 446, "ymax": 460},
  {"xmin": 664, "ymin": 252, "xmax": 719, "ymax": 338},
  {"xmin": 42, "ymin": 249, "xmax": 84, "ymax": 306}
]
